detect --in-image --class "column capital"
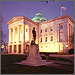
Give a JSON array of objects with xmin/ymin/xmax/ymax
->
[
  {"xmin": 9, "ymin": 28, "xmax": 12, "ymax": 44},
  {"xmin": 13, "ymin": 26, "xmax": 15, "ymax": 29},
  {"xmin": 9, "ymin": 27, "xmax": 12, "ymax": 29}
]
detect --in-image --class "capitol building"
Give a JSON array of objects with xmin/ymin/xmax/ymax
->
[{"xmin": 7, "ymin": 12, "xmax": 74, "ymax": 54}]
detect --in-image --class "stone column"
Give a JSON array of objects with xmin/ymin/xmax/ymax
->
[
  {"xmin": 29, "ymin": 26, "xmax": 32, "ymax": 44},
  {"xmin": 8, "ymin": 44, "xmax": 10, "ymax": 53},
  {"xmin": 21, "ymin": 24, "xmax": 25, "ymax": 53},
  {"xmin": 70, "ymin": 25, "xmax": 71, "ymax": 36},
  {"xmin": 18, "ymin": 26, "xmax": 20, "ymax": 43},
  {"xmin": 13, "ymin": 27, "xmax": 15, "ymax": 43},
  {"xmin": 12, "ymin": 27, "xmax": 15, "ymax": 54},
  {"xmin": 72, "ymin": 26, "xmax": 73, "ymax": 35},
  {"xmin": 57, "ymin": 24, "xmax": 59, "ymax": 42},
  {"xmin": 38, "ymin": 25, "xmax": 39, "ymax": 45},
  {"xmin": 17, "ymin": 26, "xmax": 20, "ymax": 53},
  {"xmin": 9, "ymin": 28, "xmax": 11, "ymax": 44}
]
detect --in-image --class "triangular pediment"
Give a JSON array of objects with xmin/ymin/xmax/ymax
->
[{"xmin": 7, "ymin": 16, "xmax": 24, "ymax": 24}]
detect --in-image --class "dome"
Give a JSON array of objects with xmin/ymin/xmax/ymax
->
[{"xmin": 32, "ymin": 12, "xmax": 47, "ymax": 23}]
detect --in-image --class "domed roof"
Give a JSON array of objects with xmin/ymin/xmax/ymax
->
[{"xmin": 32, "ymin": 12, "xmax": 47, "ymax": 23}]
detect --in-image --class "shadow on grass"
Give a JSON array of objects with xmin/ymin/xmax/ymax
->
[
  {"xmin": 42, "ymin": 56, "xmax": 73, "ymax": 62},
  {"xmin": 1, "ymin": 55, "xmax": 73, "ymax": 74}
]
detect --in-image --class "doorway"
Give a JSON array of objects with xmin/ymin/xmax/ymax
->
[
  {"xmin": 10, "ymin": 45, "xmax": 12, "ymax": 53},
  {"xmin": 14, "ymin": 45, "xmax": 17, "ymax": 53},
  {"xmin": 26, "ymin": 45, "xmax": 29, "ymax": 53},
  {"xmin": 19, "ymin": 45, "xmax": 21, "ymax": 53}
]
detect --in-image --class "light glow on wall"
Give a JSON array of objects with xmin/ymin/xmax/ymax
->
[
  {"xmin": 39, "ymin": 43, "xmax": 61, "ymax": 53},
  {"xmin": 40, "ymin": 47, "xmax": 42, "ymax": 51},
  {"xmin": 25, "ymin": 25, "xmax": 29, "ymax": 42},
  {"xmin": 20, "ymin": 32, "xmax": 22, "ymax": 41},
  {"xmin": 45, "ymin": 46, "xmax": 47, "ymax": 51},
  {"xmin": 1, "ymin": 45, "xmax": 4, "ymax": 48},
  {"xmin": 66, "ymin": 45, "xmax": 68, "ymax": 47}
]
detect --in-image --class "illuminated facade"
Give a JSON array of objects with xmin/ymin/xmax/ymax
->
[{"xmin": 7, "ymin": 14, "xmax": 74, "ymax": 54}]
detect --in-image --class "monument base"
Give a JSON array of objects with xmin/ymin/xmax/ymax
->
[
  {"xmin": 21, "ymin": 60, "xmax": 47, "ymax": 66},
  {"xmin": 15, "ymin": 45, "xmax": 52, "ymax": 66}
]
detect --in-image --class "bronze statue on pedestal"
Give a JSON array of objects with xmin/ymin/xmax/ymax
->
[{"xmin": 31, "ymin": 27, "xmax": 36, "ymax": 45}]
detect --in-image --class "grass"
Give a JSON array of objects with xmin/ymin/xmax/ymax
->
[
  {"xmin": 42, "ymin": 56, "xmax": 73, "ymax": 62},
  {"xmin": 1, "ymin": 54, "xmax": 73, "ymax": 74}
]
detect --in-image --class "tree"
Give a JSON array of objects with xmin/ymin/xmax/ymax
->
[
  {"xmin": 1, "ymin": 16, "xmax": 6, "ymax": 40},
  {"xmin": 68, "ymin": 34, "xmax": 74, "ymax": 50}
]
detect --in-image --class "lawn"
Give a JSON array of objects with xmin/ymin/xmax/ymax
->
[{"xmin": 1, "ymin": 54, "xmax": 73, "ymax": 74}]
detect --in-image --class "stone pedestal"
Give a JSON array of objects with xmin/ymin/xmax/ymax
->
[{"xmin": 21, "ymin": 45, "xmax": 47, "ymax": 66}]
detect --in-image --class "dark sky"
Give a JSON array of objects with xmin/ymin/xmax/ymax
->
[{"xmin": 1, "ymin": 1, "xmax": 74, "ymax": 43}]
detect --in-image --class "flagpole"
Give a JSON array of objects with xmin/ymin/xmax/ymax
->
[
  {"xmin": 60, "ymin": 6, "xmax": 62, "ymax": 16},
  {"xmin": 60, "ymin": 5, "xmax": 67, "ymax": 16}
]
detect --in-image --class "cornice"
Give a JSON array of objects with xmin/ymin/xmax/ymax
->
[
  {"xmin": 39, "ymin": 14, "xmax": 74, "ymax": 25},
  {"xmin": 23, "ymin": 16, "xmax": 39, "ymax": 26},
  {"xmin": 7, "ymin": 14, "xmax": 74, "ymax": 26},
  {"xmin": 7, "ymin": 16, "xmax": 39, "ymax": 26}
]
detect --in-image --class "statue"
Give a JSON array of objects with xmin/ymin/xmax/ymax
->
[{"xmin": 31, "ymin": 27, "xmax": 36, "ymax": 45}]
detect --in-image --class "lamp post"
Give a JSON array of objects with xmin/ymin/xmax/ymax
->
[
  {"xmin": 66, "ymin": 45, "xmax": 68, "ymax": 47},
  {"xmin": 66, "ymin": 45, "xmax": 68, "ymax": 54}
]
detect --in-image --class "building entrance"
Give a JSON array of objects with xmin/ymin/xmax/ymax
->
[
  {"xmin": 19, "ymin": 45, "xmax": 21, "ymax": 53},
  {"xmin": 26, "ymin": 45, "xmax": 29, "ymax": 53},
  {"xmin": 10, "ymin": 45, "xmax": 12, "ymax": 53},
  {"xmin": 14, "ymin": 45, "xmax": 17, "ymax": 53}
]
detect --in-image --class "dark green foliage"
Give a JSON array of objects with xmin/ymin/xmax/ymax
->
[
  {"xmin": 68, "ymin": 49, "xmax": 74, "ymax": 54},
  {"xmin": 68, "ymin": 34, "xmax": 74, "ymax": 49}
]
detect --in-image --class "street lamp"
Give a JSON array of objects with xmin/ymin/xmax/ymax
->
[
  {"xmin": 46, "ymin": 46, "xmax": 47, "ymax": 51},
  {"xmin": 66, "ymin": 45, "xmax": 68, "ymax": 47},
  {"xmin": 66, "ymin": 45, "xmax": 68, "ymax": 54},
  {"xmin": 1, "ymin": 45, "xmax": 4, "ymax": 48},
  {"xmin": 40, "ymin": 47, "xmax": 42, "ymax": 51}
]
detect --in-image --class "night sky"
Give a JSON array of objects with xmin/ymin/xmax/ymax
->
[{"xmin": 1, "ymin": 1, "xmax": 74, "ymax": 43}]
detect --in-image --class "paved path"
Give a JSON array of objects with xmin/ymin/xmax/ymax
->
[
  {"xmin": 45, "ymin": 54, "xmax": 74, "ymax": 73},
  {"xmin": 49, "ymin": 54, "xmax": 74, "ymax": 62},
  {"xmin": 46, "ymin": 62, "xmax": 74, "ymax": 72}
]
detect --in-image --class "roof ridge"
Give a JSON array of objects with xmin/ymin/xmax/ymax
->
[{"xmin": 39, "ymin": 14, "xmax": 74, "ymax": 25}]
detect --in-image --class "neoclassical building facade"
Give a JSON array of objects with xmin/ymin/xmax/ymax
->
[{"xmin": 7, "ymin": 13, "xmax": 74, "ymax": 54}]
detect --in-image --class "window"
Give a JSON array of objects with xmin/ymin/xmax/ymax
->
[
  {"xmin": 45, "ymin": 29, "xmax": 47, "ymax": 32},
  {"xmin": 50, "ymin": 27, "xmax": 53, "ymax": 31},
  {"xmin": 45, "ymin": 37, "xmax": 47, "ymax": 42},
  {"xmin": 51, "ymin": 36, "xmax": 53, "ymax": 41},
  {"xmin": 40, "ymin": 38, "xmax": 42, "ymax": 42},
  {"xmin": 59, "ymin": 35, "xmax": 63, "ymax": 42},
  {"xmin": 59, "ymin": 25, "xmax": 63, "ymax": 29},
  {"xmin": 40, "ymin": 29, "xmax": 42, "ymax": 33}
]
